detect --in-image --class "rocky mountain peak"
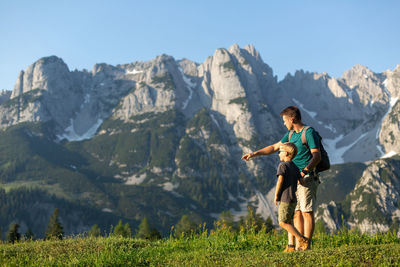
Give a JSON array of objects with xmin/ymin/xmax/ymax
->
[
  {"xmin": 243, "ymin": 44, "xmax": 257, "ymax": 57},
  {"xmin": 384, "ymin": 65, "xmax": 400, "ymax": 98},
  {"xmin": 11, "ymin": 55, "xmax": 71, "ymax": 99},
  {"xmin": 228, "ymin": 43, "xmax": 240, "ymax": 54},
  {"xmin": 341, "ymin": 64, "xmax": 379, "ymax": 87}
]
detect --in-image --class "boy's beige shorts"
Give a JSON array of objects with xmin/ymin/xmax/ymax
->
[{"xmin": 295, "ymin": 175, "xmax": 319, "ymax": 212}]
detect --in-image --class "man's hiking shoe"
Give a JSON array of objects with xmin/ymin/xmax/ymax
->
[
  {"xmin": 283, "ymin": 245, "xmax": 295, "ymax": 252},
  {"xmin": 298, "ymin": 237, "xmax": 310, "ymax": 251}
]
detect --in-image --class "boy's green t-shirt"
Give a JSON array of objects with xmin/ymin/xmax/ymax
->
[{"xmin": 281, "ymin": 127, "xmax": 321, "ymax": 170}]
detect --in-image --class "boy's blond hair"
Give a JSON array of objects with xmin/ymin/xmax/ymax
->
[{"xmin": 280, "ymin": 142, "xmax": 298, "ymax": 160}]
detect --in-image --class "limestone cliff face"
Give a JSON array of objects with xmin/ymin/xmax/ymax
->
[
  {"xmin": 384, "ymin": 65, "xmax": 400, "ymax": 98},
  {"xmin": 113, "ymin": 55, "xmax": 192, "ymax": 121},
  {"xmin": 277, "ymin": 64, "xmax": 396, "ymax": 163},
  {"xmin": 347, "ymin": 159, "xmax": 400, "ymax": 233},
  {"xmin": 11, "ymin": 56, "xmax": 72, "ymax": 98},
  {"xmin": 379, "ymin": 65, "xmax": 400, "ymax": 155},
  {"xmin": 279, "ymin": 65, "xmax": 389, "ymax": 135},
  {"xmin": 4, "ymin": 57, "xmax": 135, "ymax": 138},
  {"xmin": 199, "ymin": 44, "xmax": 280, "ymax": 144},
  {"xmin": 379, "ymin": 100, "xmax": 400, "ymax": 155},
  {"xmin": 5, "ymin": 56, "xmax": 86, "ymax": 133},
  {"xmin": 316, "ymin": 157, "xmax": 400, "ymax": 233}
]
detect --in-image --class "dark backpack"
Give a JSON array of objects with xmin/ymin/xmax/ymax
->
[{"xmin": 288, "ymin": 126, "xmax": 330, "ymax": 172}]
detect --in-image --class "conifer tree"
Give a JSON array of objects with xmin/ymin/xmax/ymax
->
[
  {"xmin": 215, "ymin": 210, "xmax": 234, "ymax": 230},
  {"xmin": 113, "ymin": 220, "xmax": 131, "ymax": 237},
  {"xmin": 6, "ymin": 223, "xmax": 21, "ymax": 243},
  {"xmin": 113, "ymin": 220, "xmax": 124, "ymax": 237},
  {"xmin": 149, "ymin": 228, "xmax": 162, "ymax": 240},
  {"xmin": 45, "ymin": 208, "xmax": 64, "ymax": 240},
  {"xmin": 136, "ymin": 217, "xmax": 151, "ymax": 239},
  {"xmin": 124, "ymin": 222, "xmax": 132, "ymax": 237},
  {"xmin": 239, "ymin": 206, "xmax": 265, "ymax": 233},
  {"xmin": 24, "ymin": 228, "xmax": 34, "ymax": 240},
  {"xmin": 88, "ymin": 224, "xmax": 101, "ymax": 237},
  {"xmin": 174, "ymin": 215, "xmax": 197, "ymax": 237}
]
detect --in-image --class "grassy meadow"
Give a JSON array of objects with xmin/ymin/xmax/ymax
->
[{"xmin": 1, "ymin": 226, "xmax": 399, "ymax": 266}]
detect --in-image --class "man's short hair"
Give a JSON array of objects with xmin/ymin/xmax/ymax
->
[
  {"xmin": 280, "ymin": 106, "xmax": 301, "ymax": 123},
  {"xmin": 280, "ymin": 142, "xmax": 298, "ymax": 160}
]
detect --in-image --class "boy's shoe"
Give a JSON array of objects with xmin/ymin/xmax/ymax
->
[
  {"xmin": 298, "ymin": 237, "xmax": 310, "ymax": 251},
  {"xmin": 283, "ymin": 245, "xmax": 295, "ymax": 252}
]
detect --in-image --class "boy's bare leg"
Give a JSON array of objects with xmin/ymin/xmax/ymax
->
[
  {"xmin": 279, "ymin": 222, "xmax": 303, "ymax": 241},
  {"xmin": 288, "ymin": 232, "xmax": 295, "ymax": 246},
  {"xmin": 293, "ymin": 210, "xmax": 303, "ymax": 249}
]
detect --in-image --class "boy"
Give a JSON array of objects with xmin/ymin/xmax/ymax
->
[{"xmin": 275, "ymin": 142, "xmax": 309, "ymax": 252}]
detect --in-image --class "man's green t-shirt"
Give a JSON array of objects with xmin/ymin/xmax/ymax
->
[{"xmin": 281, "ymin": 127, "xmax": 321, "ymax": 170}]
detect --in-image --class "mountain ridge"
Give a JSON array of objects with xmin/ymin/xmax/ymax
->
[{"xmin": 0, "ymin": 44, "xmax": 399, "ymax": 235}]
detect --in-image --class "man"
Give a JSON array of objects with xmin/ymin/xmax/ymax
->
[{"xmin": 241, "ymin": 106, "xmax": 321, "ymax": 250}]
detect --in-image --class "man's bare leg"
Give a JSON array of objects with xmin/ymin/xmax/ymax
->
[
  {"xmin": 303, "ymin": 211, "xmax": 315, "ymax": 240},
  {"xmin": 293, "ymin": 210, "xmax": 303, "ymax": 249}
]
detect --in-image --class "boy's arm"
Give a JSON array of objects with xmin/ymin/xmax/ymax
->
[
  {"xmin": 274, "ymin": 175, "xmax": 284, "ymax": 206},
  {"xmin": 242, "ymin": 141, "xmax": 282, "ymax": 161}
]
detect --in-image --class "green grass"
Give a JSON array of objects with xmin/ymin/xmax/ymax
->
[{"xmin": 1, "ymin": 229, "xmax": 399, "ymax": 266}]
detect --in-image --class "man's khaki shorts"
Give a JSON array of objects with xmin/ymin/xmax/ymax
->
[
  {"xmin": 278, "ymin": 201, "xmax": 296, "ymax": 223},
  {"xmin": 295, "ymin": 175, "xmax": 319, "ymax": 212}
]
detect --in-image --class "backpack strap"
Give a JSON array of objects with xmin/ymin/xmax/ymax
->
[
  {"xmin": 301, "ymin": 126, "xmax": 311, "ymax": 149},
  {"xmin": 289, "ymin": 126, "xmax": 311, "ymax": 147},
  {"xmin": 288, "ymin": 130, "xmax": 294, "ymax": 142}
]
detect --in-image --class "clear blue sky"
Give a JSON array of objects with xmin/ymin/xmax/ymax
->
[{"xmin": 1, "ymin": 0, "xmax": 399, "ymax": 91}]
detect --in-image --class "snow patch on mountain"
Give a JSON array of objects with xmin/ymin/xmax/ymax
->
[
  {"xmin": 125, "ymin": 69, "xmax": 143, "ymax": 75},
  {"xmin": 102, "ymin": 208, "xmax": 113, "ymax": 213},
  {"xmin": 210, "ymin": 114, "xmax": 221, "ymax": 129},
  {"xmin": 292, "ymin": 98, "xmax": 337, "ymax": 133},
  {"xmin": 292, "ymin": 98, "xmax": 317, "ymax": 119},
  {"xmin": 162, "ymin": 181, "xmax": 179, "ymax": 192},
  {"xmin": 179, "ymin": 67, "xmax": 195, "ymax": 109},
  {"xmin": 325, "ymin": 132, "xmax": 368, "ymax": 164},
  {"xmin": 125, "ymin": 173, "xmax": 147, "ymax": 185},
  {"xmin": 57, "ymin": 118, "xmax": 103, "ymax": 141},
  {"xmin": 381, "ymin": 151, "xmax": 398, "ymax": 159}
]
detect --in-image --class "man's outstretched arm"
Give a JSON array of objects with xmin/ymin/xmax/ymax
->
[{"xmin": 241, "ymin": 141, "xmax": 282, "ymax": 161}]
